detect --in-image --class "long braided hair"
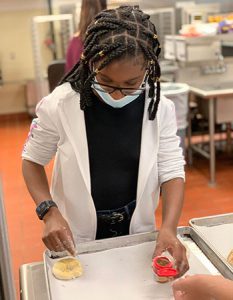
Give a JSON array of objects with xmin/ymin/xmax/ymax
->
[{"xmin": 60, "ymin": 5, "xmax": 161, "ymax": 120}]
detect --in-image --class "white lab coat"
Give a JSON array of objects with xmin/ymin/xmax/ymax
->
[{"xmin": 22, "ymin": 82, "xmax": 185, "ymax": 243}]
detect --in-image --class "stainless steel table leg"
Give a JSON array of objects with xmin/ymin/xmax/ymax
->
[
  {"xmin": 209, "ymin": 98, "xmax": 216, "ymax": 186},
  {"xmin": 187, "ymin": 92, "xmax": 193, "ymax": 165},
  {"xmin": 226, "ymin": 122, "xmax": 232, "ymax": 154}
]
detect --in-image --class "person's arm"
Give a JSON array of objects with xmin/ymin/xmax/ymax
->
[
  {"xmin": 22, "ymin": 160, "xmax": 76, "ymax": 256},
  {"xmin": 22, "ymin": 96, "xmax": 76, "ymax": 255},
  {"xmin": 172, "ymin": 275, "xmax": 233, "ymax": 300},
  {"xmin": 154, "ymin": 98, "xmax": 188, "ymax": 276},
  {"xmin": 22, "ymin": 159, "xmax": 51, "ymax": 204},
  {"xmin": 211, "ymin": 276, "xmax": 233, "ymax": 300},
  {"xmin": 161, "ymin": 178, "xmax": 184, "ymax": 234},
  {"xmin": 154, "ymin": 178, "xmax": 188, "ymax": 276}
]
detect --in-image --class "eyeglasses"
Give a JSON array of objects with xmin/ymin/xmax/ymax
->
[
  {"xmin": 91, "ymin": 81, "xmax": 146, "ymax": 96},
  {"xmin": 91, "ymin": 73, "xmax": 147, "ymax": 96}
]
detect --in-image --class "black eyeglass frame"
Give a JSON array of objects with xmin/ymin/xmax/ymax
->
[{"xmin": 91, "ymin": 75, "xmax": 148, "ymax": 96}]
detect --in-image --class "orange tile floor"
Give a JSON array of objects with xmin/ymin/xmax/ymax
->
[{"xmin": 1, "ymin": 116, "xmax": 233, "ymax": 299}]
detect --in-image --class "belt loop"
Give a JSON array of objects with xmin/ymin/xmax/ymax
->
[{"xmin": 124, "ymin": 204, "xmax": 130, "ymax": 218}]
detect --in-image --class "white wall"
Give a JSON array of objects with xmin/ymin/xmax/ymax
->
[
  {"xmin": 0, "ymin": 8, "xmax": 52, "ymax": 83},
  {"xmin": 0, "ymin": 0, "xmax": 80, "ymax": 12}
]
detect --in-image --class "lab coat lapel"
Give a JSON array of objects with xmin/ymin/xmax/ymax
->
[
  {"xmin": 58, "ymin": 97, "xmax": 91, "ymax": 193},
  {"xmin": 136, "ymin": 98, "xmax": 158, "ymax": 203}
]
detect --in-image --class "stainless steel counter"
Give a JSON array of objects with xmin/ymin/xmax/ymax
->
[
  {"xmin": 188, "ymin": 81, "xmax": 233, "ymax": 186},
  {"xmin": 19, "ymin": 228, "xmax": 233, "ymax": 300},
  {"xmin": 20, "ymin": 232, "xmax": 157, "ymax": 300},
  {"xmin": 20, "ymin": 263, "xmax": 48, "ymax": 300},
  {"xmin": 189, "ymin": 81, "xmax": 233, "ymax": 98}
]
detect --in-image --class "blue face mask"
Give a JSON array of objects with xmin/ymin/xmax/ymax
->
[{"xmin": 91, "ymin": 76, "xmax": 146, "ymax": 109}]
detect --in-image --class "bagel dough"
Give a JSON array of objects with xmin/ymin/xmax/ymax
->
[{"xmin": 52, "ymin": 257, "xmax": 83, "ymax": 280}]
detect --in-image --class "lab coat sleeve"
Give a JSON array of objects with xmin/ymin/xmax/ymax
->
[
  {"xmin": 158, "ymin": 98, "xmax": 185, "ymax": 185},
  {"xmin": 22, "ymin": 95, "xmax": 59, "ymax": 166}
]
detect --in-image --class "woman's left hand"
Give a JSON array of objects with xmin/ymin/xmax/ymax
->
[{"xmin": 153, "ymin": 227, "xmax": 189, "ymax": 277}]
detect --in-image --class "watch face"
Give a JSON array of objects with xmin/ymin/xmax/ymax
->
[
  {"xmin": 41, "ymin": 202, "xmax": 48, "ymax": 212},
  {"xmin": 36, "ymin": 200, "xmax": 57, "ymax": 220},
  {"xmin": 36, "ymin": 201, "xmax": 50, "ymax": 219}
]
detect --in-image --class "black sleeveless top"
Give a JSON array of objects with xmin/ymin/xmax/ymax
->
[{"xmin": 84, "ymin": 92, "xmax": 145, "ymax": 210}]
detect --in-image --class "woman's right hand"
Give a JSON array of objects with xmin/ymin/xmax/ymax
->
[{"xmin": 42, "ymin": 207, "xmax": 76, "ymax": 256}]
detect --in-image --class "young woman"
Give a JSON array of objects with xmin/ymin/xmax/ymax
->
[
  {"xmin": 22, "ymin": 5, "xmax": 188, "ymax": 276},
  {"xmin": 65, "ymin": 0, "xmax": 107, "ymax": 72}
]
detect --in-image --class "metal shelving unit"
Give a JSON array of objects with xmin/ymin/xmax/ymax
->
[
  {"xmin": 0, "ymin": 183, "xmax": 16, "ymax": 300},
  {"xmin": 31, "ymin": 14, "xmax": 74, "ymax": 104}
]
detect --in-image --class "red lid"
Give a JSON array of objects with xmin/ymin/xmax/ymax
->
[{"xmin": 156, "ymin": 267, "xmax": 179, "ymax": 277}]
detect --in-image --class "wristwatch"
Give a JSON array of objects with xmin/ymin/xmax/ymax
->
[{"xmin": 36, "ymin": 200, "xmax": 58, "ymax": 220}]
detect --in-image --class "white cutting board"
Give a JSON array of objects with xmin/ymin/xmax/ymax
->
[{"xmin": 44, "ymin": 240, "xmax": 217, "ymax": 300}]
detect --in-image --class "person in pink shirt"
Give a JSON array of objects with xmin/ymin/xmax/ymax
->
[{"xmin": 65, "ymin": 0, "xmax": 107, "ymax": 72}]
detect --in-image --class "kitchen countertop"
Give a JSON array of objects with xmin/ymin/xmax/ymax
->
[
  {"xmin": 20, "ymin": 228, "xmax": 233, "ymax": 300},
  {"xmin": 189, "ymin": 81, "xmax": 233, "ymax": 98}
]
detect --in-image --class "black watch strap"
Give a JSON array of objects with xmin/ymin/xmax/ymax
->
[{"xmin": 36, "ymin": 200, "xmax": 58, "ymax": 220}]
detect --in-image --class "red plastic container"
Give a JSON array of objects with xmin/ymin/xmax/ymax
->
[{"xmin": 152, "ymin": 256, "xmax": 179, "ymax": 283}]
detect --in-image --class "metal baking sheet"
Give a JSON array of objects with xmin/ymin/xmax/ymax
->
[
  {"xmin": 43, "ymin": 227, "xmax": 230, "ymax": 300},
  {"xmin": 190, "ymin": 213, "xmax": 233, "ymax": 274}
]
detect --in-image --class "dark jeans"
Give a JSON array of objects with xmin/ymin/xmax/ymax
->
[{"xmin": 96, "ymin": 200, "xmax": 136, "ymax": 240}]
